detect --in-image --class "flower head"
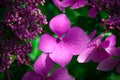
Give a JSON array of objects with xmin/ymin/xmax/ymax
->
[
  {"xmin": 77, "ymin": 31, "xmax": 116, "ymax": 63},
  {"xmin": 22, "ymin": 53, "xmax": 75, "ymax": 80},
  {"xmin": 39, "ymin": 14, "xmax": 90, "ymax": 67}
]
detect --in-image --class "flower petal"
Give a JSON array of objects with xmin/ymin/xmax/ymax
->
[
  {"xmin": 88, "ymin": 7, "xmax": 99, "ymax": 18},
  {"xmin": 71, "ymin": 0, "xmax": 88, "ymax": 9},
  {"xmin": 97, "ymin": 58, "xmax": 119, "ymax": 71},
  {"xmin": 52, "ymin": 0, "xmax": 75, "ymax": 11},
  {"xmin": 39, "ymin": 34, "xmax": 57, "ymax": 53},
  {"xmin": 34, "ymin": 53, "xmax": 54, "ymax": 77},
  {"xmin": 63, "ymin": 27, "xmax": 90, "ymax": 55},
  {"xmin": 60, "ymin": 0, "xmax": 75, "ymax": 7},
  {"xmin": 49, "ymin": 14, "xmax": 71, "ymax": 37},
  {"xmin": 88, "ymin": 30, "xmax": 96, "ymax": 40},
  {"xmin": 48, "ymin": 68, "xmax": 75, "ymax": 80},
  {"xmin": 22, "ymin": 71, "xmax": 42, "ymax": 80},
  {"xmin": 49, "ymin": 42, "xmax": 73, "ymax": 67},
  {"xmin": 105, "ymin": 35, "xmax": 116, "ymax": 47},
  {"xmin": 77, "ymin": 46, "xmax": 95, "ymax": 63},
  {"xmin": 92, "ymin": 49, "xmax": 110, "ymax": 62}
]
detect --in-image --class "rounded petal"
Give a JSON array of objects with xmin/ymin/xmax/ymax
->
[
  {"xmin": 71, "ymin": 0, "xmax": 88, "ymax": 9},
  {"xmin": 49, "ymin": 14, "xmax": 71, "ymax": 37},
  {"xmin": 105, "ymin": 35, "xmax": 116, "ymax": 47},
  {"xmin": 77, "ymin": 46, "xmax": 95, "ymax": 63},
  {"xmin": 97, "ymin": 58, "xmax": 119, "ymax": 71},
  {"xmin": 63, "ymin": 27, "xmax": 90, "ymax": 55},
  {"xmin": 49, "ymin": 42, "xmax": 73, "ymax": 67},
  {"xmin": 22, "ymin": 71, "xmax": 42, "ymax": 80},
  {"xmin": 34, "ymin": 53, "xmax": 54, "ymax": 77},
  {"xmin": 88, "ymin": 7, "xmax": 99, "ymax": 18},
  {"xmin": 39, "ymin": 34, "xmax": 57, "ymax": 53},
  {"xmin": 48, "ymin": 68, "xmax": 75, "ymax": 80}
]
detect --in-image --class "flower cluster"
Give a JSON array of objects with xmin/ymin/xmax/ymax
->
[{"xmin": 0, "ymin": 0, "xmax": 47, "ymax": 72}]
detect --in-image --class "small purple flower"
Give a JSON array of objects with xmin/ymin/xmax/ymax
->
[
  {"xmin": 97, "ymin": 47, "xmax": 120, "ymax": 73},
  {"xmin": 22, "ymin": 53, "xmax": 75, "ymax": 80},
  {"xmin": 77, "ymin": 31, "xmax": 116, "ymax": 63},
  {"xmin": 39, "ymin": 14, "xmax": 90, "ymax": 67}
]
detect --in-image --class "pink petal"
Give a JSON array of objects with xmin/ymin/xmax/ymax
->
[
  {"xmin": 49, "ymin": 42, "xmax": 73, "ymax": 67},
  {"xmin": 22, "ymin": 71, "xmax": 42, "ymax": 80},
  {"xmin": 71, "ymin": 0, "xmax": 88, "ymax": 9},
  {"xmin": 52, "ymin": 0, "xmax": 75, "ymax": 11},
  {"xmin": 48, "ymin": 68, "xmax": 75, "ymax": 80},
  {"xmin": 49, "ymin": 14, "xmax": 71, "ymax": 37},
  {"xmin": 88, "ymin": 30, "xmax": 96, "ymax": 40},
  {"xmin": 90, "ymin": 35, "xmax": 103, "ymax": 47},
  {"xmin": 97, "ymin": 58, "xmax": 119, "ymax": 71},
  {"xmin": 100, "ymin": 40, "xmax": 110, "ymax": 48},
  {"xmin": 39, "ymin": 34, "xmax": 57, "ymax": 53},
  {"xmin": 60, "ymin": 0, "xmax": 75, "ymax": 7},
  {"xmin": 88, "ymin": 7, "xmax": 99, "ymax": 18},
  {"xmin": 116, "ymin": 64, "xmax": 120, "ymax": 74},
  {"xmin": 92, "ymin": 49, "xmax": 110, "ymax": 62},
  {"xmin": 34, "ymin": 53, "xmax": 54, "ymax": 77},
  {"xmin": 105, "ymin": 35, "xmax": 116, "ymax": 47},
  {"xmin": 77, "ymin": 46, "xmax": 95, "ymax": 63},
  {"xmin": 63, "ymin": 27, "xmax": 90, "ymax": 55}
]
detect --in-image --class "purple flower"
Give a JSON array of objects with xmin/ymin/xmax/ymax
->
[
  {"xmin": 0, "ymin": 24, "xmax": 32, "ymax": 72},
  {"xmin": 52, "ymin": 0, "xmax": 88, "ymax": 11},
  {"xmin": 39, "ymin": 14, "xmax": 90, "ymax": 67},
  {"xmin": 5, "ymin": 6, "xmax": 47, "ymax": 41},
  {"xmin": 77, "ymin": 31, "xmax": 116, "ymax": 63},
  {"xmin": 97, "ymin": 47, "xmax": 120, "ymax": 73},
  {"xmin": 22, "ymin": 53, "xmax": 75, "ymax": 80}
]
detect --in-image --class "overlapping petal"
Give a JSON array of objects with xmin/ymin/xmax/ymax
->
[
  {"xmin": 22, "ymin": 71, "xmax": 42, "ymax": 80},
  {"xmin": 49, "ymin": 42, "xmax": 73, "ymax": 67},
  {"xmin": 77, "ymin": 46, "xmax": 95, "ymax": 63},
  {"xmin": 34, "ymin": 53, "xmax": 54, "ymax": 77},
  {"xmin": 63, "ymin": 27, "xmax": 90, "ymax": 55},
  {"xmin": 92, "ymin": 49, "xmax": 110, "ymax": 62},
  {"xmin": 97, "ymin": 58, "xmax": 119, "ymax": 71},
  {"xmin": 49, "ymin": 68, "xmax": 75, "ymax": 80},
  {"xmin": 39, "ymin": 34, "xmax": 57, "ymax": 53},
  {"xmin": 49, "ymin": 14, "xmax": 71, "ymax": 37},
  {"xmin": 71, "ymin": 0, "xmax": 88, "ymax": 9},
  {"xmin": 105, "ymin": 35, "xmax": 116, "ymax": 47}
]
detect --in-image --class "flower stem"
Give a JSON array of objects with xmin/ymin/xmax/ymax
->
[{"xmin": 6, "ymin": 70, "xmax": 11, "ymax": 80}]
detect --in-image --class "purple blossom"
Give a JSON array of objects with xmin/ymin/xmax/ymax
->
[
  {"xmin": 52, "ymin": 0, "xmax": 88, "ymax": 11},
  {"xmin": 0, "ymin": 24, "xmax": 32, "ymax": 72},
  {"xmin": 22, "ymin": 53, "xmax": 75, "ymax": 80},
  {"xmin": 77, "ymin": 31, "xmax": 116, "ymax": 63},
  {"xmin": 39, "ymin": 14, "xmax": 90, "ymax": 67},
  {"xmin": 5, "ymin": 6, "xmax": 47, "ymax": 40},
  {"xmin": 97, "ymin": 47, "xmax": 120, "ymax": 73}
]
